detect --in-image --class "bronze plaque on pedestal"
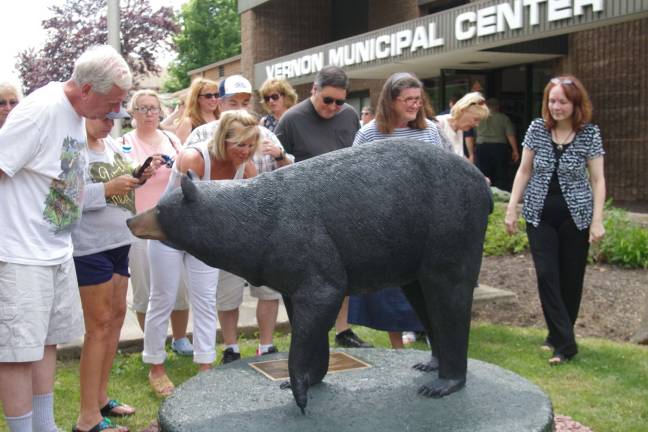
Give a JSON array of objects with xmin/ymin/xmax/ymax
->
[{"xmin": 249, "ymin": 352, "xmax": 372, "ymax": 381}]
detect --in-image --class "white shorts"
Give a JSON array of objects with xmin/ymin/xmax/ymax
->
[
  {"xmin": 0, "ymin": 259, "xmax": 85, "ymax": 362},
  {"xmin": 216, "ymin": 271, "xmax": 281, "ymax": 312},
  {"xmin": 129, "ymin": 237, "xmax": 190, "ymax": 313}
]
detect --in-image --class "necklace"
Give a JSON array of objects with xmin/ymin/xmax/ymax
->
[{"xmin": 552, "ymin": 129, "xmax": 574, "ymax": 151}]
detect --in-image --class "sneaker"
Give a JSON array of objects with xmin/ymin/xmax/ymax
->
[
  {"xmin": 171, "ymin": 337, "xmax": 193, "ymax": 356},
  {"xmin": 335, "ymin": 329, "xmax": 373, "ymax": 348},
  {"xmin": 256, "ymin": 345, "xmax": 278, "ymax": 356},
  {"xmin": 221, "ymin": 347, "xmax": 241, "ymax": 364}
]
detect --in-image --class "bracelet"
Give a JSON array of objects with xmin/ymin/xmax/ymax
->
[{"xmin": 274, "ymin": 149, "xmax": 285, "ymax": 161}]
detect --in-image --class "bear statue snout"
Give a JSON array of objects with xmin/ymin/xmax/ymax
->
[{"xmin": 126, "ymin": 207, "xmax": 166, "ymax": 240}]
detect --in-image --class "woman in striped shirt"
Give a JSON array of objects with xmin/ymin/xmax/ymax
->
[{"xmin": 505, "ymin": 76, "xmax": 606, "ymax": 366}]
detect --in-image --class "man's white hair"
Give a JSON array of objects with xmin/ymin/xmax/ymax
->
[{"xmin": 72, "ymin": 45, "xmax": 132, "ymax": 94}]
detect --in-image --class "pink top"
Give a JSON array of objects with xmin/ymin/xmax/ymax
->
[{"xmin": 119, "ymin": 130, "xmax": 182, "ymax": 212}]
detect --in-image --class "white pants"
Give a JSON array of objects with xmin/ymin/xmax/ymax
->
[{"xmin": 142, "ymin": 241, "xmax": 219, "ymax": 364}]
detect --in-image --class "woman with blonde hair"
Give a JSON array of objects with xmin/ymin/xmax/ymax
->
[
  {"xmin": 143, "ymin": 110, "xmax": 260, "ymax": 396},
  {"xmin": 119, "ymin": 89, "xmax": 193, "ymax": 357},
  {"xmin": 258, "ymin": 78, "xmax": 298, "ymax": 132},
  {"xmin": 175, "ymin": 78, "xmax": 220, "ymax": 143},
  {"xmin": 435, "ymin": 92, "xmax": 490, "ymax": 160}
]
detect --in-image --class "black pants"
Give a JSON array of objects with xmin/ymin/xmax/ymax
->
[
  {"xmin": 475, "ymin": 142, "xmax": 512, "ymax": 191},
  {"xmin": 526, "ymin": 195, "xmax": 589, "ymax": 358}
]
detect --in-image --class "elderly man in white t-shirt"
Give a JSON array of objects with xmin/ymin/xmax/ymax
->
[
  {"xmin": 186, "ymin": 75, "xmax": 294, "ymax": 364},
  {"xmin": 0, "ymin": 45, "xmax": 132, "ymax": 432}
]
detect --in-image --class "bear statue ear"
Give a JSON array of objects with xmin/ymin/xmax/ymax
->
[{"xmin": 181, "ymin": 171, "xmax": 200, "ymax": 202}]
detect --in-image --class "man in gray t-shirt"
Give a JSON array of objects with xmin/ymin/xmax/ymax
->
[{"xmin": 274, "ymin": 65, "xmax": 371, "ymax": 349}]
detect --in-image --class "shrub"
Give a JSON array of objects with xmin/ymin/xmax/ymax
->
[
  {"xmin": 591, "ymin": 206, "xmax": 648, "ymax": 269},
  {"xmin": 483, "ymin": 203, "xmax": 529, "ymax": 256}
]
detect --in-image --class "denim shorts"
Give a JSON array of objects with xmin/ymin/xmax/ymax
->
[{"xmin": 74, "ymin": 245, "xmax": 131, "ymax": 286}]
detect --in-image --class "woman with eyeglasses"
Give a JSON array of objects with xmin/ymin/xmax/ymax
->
[
  {"xmin": 119, "ymin": 90, "xmax": 194, "ymax": 363},
  {"xmin": 435, "ymin": 92, "xmax": 490, "ymax": 160},
  {"xmin": 72, "ymin": 110, "xmax": 157, "ymax": 432},
  {"xmin": 143, "ymin": 110, "xmax": 259, "ymax": 396},
  {"xmin": 0, "ymin": 82, "xmax": 22, "ymax": 129},
  {"xmin": 175, "ymin": 78, "xmax": 220, "ymax": 143},
  {"xmin": 505, "ymin": 75, "xmax": 606, "ymax": 366},
  {"xmin": 258, "ymin": 78, "xmax": 298, "ymax": 132},
  {"xmin": 349, "ymin": 72, "xmax": 450, "ymax": 349}
]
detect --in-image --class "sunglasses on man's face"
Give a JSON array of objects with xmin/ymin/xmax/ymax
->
[
  {"xmin": 263, "ymin": 93, "xmax": 282, "ymax": 102},
  {"xmin": 322, "ymin": 96, "xmax": 346, "ymax": 106},
  {"xmin": 199, "ymin": 93, "xmax": 219, "ymax": 99},
  {"xmin": 0, "ymin": 99, "xmax": 19, "ymax": 107},
  {"xmin": 551, "ymin": 78, "xmax": 574, "ymax": 86}
]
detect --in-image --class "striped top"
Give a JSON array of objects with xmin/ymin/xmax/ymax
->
[
  {"xmin": 353, "ymin": 118, "xmax": 448, "ymax": 151},
  {"xmin": 522, "ymin": 118, "xmax": 605, "ymax": 230}
]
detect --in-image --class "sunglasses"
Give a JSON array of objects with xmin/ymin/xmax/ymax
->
[
  {"xmin": 551, "ymin": 78, "xmax": 574, "ymax": 85},
  {"xmin": 263, "ymin": 93, "xmax": 282, "ymax": 102},
  {"xmin": 199, "ymin": 93, "xmax": 219, "ymax": 99},
  {"xmin": 470, "ymin": 100, "xmax": 486, "ymax": 106},
  {"xmin": 0, "ymin": 99, "xmax": 19, "ymax": 107},
  {"xmin": 160, "ymin": 154, "xmax": 174, "ymax": 168},
  {"xmin": 361, "ymin": 112, "xmax": 372, "ymax": 116},
  {"xmin": 322, "ymin": 96, "xmax": 346, "ymax": 106}
]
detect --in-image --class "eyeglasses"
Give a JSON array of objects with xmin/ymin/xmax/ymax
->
[
  {"xmin": 396, "ymin": 96, "xmax": 423, "ymax": 106},
  {"xmin": 0, "ymin": 99, "xmax": 19, "ymax": 107},
  {"xmin": 361, "ymin": 112, "xmax": 372, "ymax": 116},
  {"xmin": 134, "ymin": 106, "xmax": 160, "ymax": 115},
  {"xmin": 551, "ymin": 78, "xmax": 574, "ymax": 86},
  {"xmin": 199, "ymin": 93, "xmax": 219, "ymax": 99},
  {"xmin": 322, "ymin": 96, "xmax": 346, "ymax": 106},
  {"xmin": 263, "ymin": 93, "xmax": 282, "ymax": 102}
]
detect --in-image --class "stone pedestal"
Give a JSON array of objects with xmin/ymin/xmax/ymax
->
[{"xmin": 159, "ymin": 349, "xmax": 553, "ymax": 432}]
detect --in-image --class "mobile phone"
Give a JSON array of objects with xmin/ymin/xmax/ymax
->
[{"xmin": 134, "ymin": 156, "xmax": 154, "ymax": 179}]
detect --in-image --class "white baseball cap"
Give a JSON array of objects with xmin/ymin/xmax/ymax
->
[{"xmin": 219, "ymin": 75, "xmax": 252, "ymax": 98}]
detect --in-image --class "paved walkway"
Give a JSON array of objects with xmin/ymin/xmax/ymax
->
[{"xmin": 57, "ymin": 282, "xmax": 513, "ymax": 359}]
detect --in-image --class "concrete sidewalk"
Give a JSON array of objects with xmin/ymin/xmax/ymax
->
[{"xmin": 57, "ymin": 283, "xmax": 513, "ymax": 359}]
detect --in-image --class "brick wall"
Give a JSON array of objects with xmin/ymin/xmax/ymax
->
[
  {"xmin": 241, "ymin": 0, "xmax": 332, "ymax": 86},
  {"xmin": 369, "ymin": 0, "xmax": 419, "ymax": 31},
  {"xmin": 562, "ymin": 18, "xmax": 648, "ymax": 202}
]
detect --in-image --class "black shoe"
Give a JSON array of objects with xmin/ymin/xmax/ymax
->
[
  {"xmin": 335, "ymin": 329, "xmax": 373, "ymax": 348},
  {"xmin": 221, "ymin": 347, "xmax": 241, "ymax": 364}
]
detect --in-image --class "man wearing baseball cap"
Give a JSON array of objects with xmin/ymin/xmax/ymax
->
[{"xmin": 186, "ymin": 74, "xmax": 294, "ymax": 364}]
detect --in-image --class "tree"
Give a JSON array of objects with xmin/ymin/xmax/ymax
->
[
  {"xmin": 16, "ymin": 0, "xmax": 179, "ymax": 94},
  {"xmin": 163, "ymin": 0, "xmax": 240, "ymax": 92}
]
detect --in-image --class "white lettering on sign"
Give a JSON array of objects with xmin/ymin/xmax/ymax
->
[
  {"xmin": 456, "ymin": 11, "xmax": 477, "ymax": 41},
  {"xmin": 265, "ymin": 53, "xmax": 324, "ymax": 79},
  {"xmin": 497, "ymin": 0, "xmax": 524, "ymax": 32},
  {"xmin": 548, "ymin": 0, "xmax": 573, "ymax": 21}
]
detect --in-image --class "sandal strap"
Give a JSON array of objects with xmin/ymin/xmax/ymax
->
[
  {"xmin": 73, "ymin": 417, "xmax": 121, "ymax": 432},
  {"xmin": 99, "ymin": 399, "xmax": 120, "ymax": 416}
]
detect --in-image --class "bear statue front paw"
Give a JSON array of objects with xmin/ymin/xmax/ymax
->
[
  {"xmin": 417, "ymin": 377, "xmax": 466, "ymax": 398},
  {"xmin": 412, "ymin": 356, "xmax": 439, "ymax": 372}
]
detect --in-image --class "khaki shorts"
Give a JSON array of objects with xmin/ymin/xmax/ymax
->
[
  {"xmin": 216, "ymin": 271, "xmax": 281, "ymax": 311},
  {"xmin": 0, "ymin": 259, "xmax": 85, "ymax": 362},
  {"xmin": 129, "ymin": 237, "xmax": 190, "ymax": 313}
]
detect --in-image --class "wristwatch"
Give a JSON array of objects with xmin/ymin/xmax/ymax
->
[{"xmin": 274, "ymin": 149, "xmax": 286, "ymax": 161}]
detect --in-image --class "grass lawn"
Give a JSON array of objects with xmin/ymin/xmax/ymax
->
[{"xmin": 1, "ymin": 323, "xmax": 646, "ymax": 431}]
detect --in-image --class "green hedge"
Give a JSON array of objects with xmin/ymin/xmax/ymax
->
[{"xmin": 484, "ymin": 201, "xmax": 648, "ymax": 269}]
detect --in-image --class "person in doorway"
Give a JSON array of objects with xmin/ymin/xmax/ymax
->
[
  {"xmin": 360, "ymin": 105, "xmax": 374, "ymax": 125},
  {"xmin": 0, "ymin": 45, "xmax": 131, "ymax": 432},
  {"xmin": 474, "ymin": 97, "xmax": 520, "ymax": 190},
  {"xmin": 275, "ymin": 65, "xmax": 373, "ymax": 348},
  {"xmin": 435, "ymin": 92, "xmax": 490, "ymax": 160},
  {"xmin": 505, "ymin": 75, "xmax": 606, "ymax": 365}
]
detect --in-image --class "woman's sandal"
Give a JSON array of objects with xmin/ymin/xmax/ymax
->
[
  {"xmin": 100, "ymin": 399, "xmax": 136, "ymax": 417},
  {"xmin": 548, "ymin": 353, "xmax": 571, "ymax": 366},
  {"xmin": 72, "ymin": 417, "xmax": 129, "ymax": 432},
  {"xmin": 149, "ymin": 372, "xmax": 174, "ymax": 397}
]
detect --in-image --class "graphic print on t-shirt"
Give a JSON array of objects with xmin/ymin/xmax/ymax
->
[
  {"xmin": 89, "ymin": 153, "xmax": 136, "ymax": 213},
  {"xmin": 42, "ymin": 136, "xmax": 86, "ymax": 233}
]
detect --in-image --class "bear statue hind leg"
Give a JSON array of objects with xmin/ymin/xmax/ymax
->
[
  {"xmin": 288, "ymin": 279, "xmax": 345, "ymax": 414},
  {"xmin": 418, "ymin": 377, "xmax": 466, "ymax": 398},
  {"xmin": 402, "ymin": 281, "xmax": 439, "ymax": 372}
]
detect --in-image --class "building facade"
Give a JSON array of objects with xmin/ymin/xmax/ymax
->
[{"xmin": 237, "ymin": 0, "xmax": 648, "ymax": 202}]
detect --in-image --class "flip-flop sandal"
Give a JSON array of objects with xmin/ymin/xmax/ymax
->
[
  {"xmin": 548, "ymin": 353, "xmax": 571, "ymax": 366},
  {"xmin": 149, "ymin": 372, "xmax": 174, "ymax": 397},
  {"xmin": 100, "ymin": 399, "xmax": 136, "ymax": 417},
  {"xmin": 72, "ymin": 417, "xmax": 128, "ymax": 432}
]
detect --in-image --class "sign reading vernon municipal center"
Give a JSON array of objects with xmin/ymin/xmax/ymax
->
[{"xmin": 257, "ymin": 0, "xmax": 619, "ymax": 84}]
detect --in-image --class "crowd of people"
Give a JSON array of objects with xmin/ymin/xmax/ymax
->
[{"xmin": 0, "ymin": 43, "xmax": 606, "ymax": 432}]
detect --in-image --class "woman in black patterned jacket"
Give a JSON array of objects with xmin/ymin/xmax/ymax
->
[{"xmin": 505, "ymin": 75, "xmax": 606, "ymax": 365}]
